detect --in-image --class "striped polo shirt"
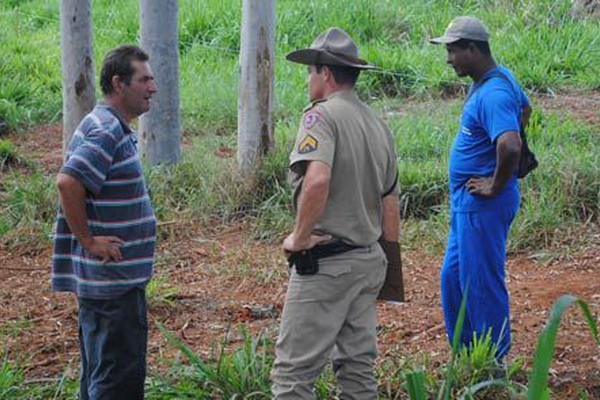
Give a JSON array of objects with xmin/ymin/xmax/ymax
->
[{"xmin": 51, "ymin": 103, "xmax": 156, "ymax": 299}]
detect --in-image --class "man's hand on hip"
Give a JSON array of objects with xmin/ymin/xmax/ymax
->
[
  {"xmin": 282, "ymin": 233, "xmax": 332, "ymax": 255},
  {"xmin": 466, "ymin": 176, "xmax": 500, "ymax": 198},
  {"xmin": 80, "ymin": 236, "xmax": 125, "ymax": 264}
]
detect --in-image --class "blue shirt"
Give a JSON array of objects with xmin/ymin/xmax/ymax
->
[
  {"xmin": 51, "ymin": 103, "xmax": 157, "ymax": 299},
  {"xmin": 449, "ymin": 66, "xmax": 529, "ymax": 212}
]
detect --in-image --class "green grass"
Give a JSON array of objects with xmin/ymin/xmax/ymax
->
[
  {"xmin": 1, "ymin": 99, "xmax": 597, "ymax": 251},
  {"xmin": 400, "ymin": 293, "xmax": 600, "ymax": 400},
  {"xmin": 0, "ymin": 353, "xmax": 77, "ymax": 400},
  {"xmin": 0, "ymin": 171, "xmax": 56, "ymax": 243},
  {"xmin": 1, "ymin": 0, "xmax": 600, "ymax": 131},
  {"xmin": 0, "ymin": 139, "xmax": 17, "ymax": 168},
  {"xmin": 146, "ymin": 275, "xmax": 179, "ymax": 308},
  {"xmin": 145, "ymin": 134, "xmax": 247, "ymax": 224},
  {"xmin": 157, "ymin": 324, "xmax": 273, "ymax": 399}
]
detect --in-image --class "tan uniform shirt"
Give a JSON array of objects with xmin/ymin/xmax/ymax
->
[{"xmin": 289, "ymin": 90, "xmax": 398, "ymax": 246}]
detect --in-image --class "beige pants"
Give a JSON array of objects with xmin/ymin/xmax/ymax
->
[{"xmin": 271, "ymin": 244, "xmax": 387, "ymax": 400}]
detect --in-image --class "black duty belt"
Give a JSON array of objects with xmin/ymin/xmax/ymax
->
[
  {"xmin": 308, "ymin": 240, "xmax": 360, "ymax": 259},
  {"xmin": 287, "ymin": 240, "xmax": 361, "ymax": 275}
]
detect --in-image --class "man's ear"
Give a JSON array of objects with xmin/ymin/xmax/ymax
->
[
  {"xmin": 467, "ymin": 42, "xmax": 479, "ymax": 56},
  {"xmin": 111, "ymin": 75, "xmax": 122, "ymax": 93},
  {"xmin": 322, "ymin": 66, "xmax": 332, "ymax": 82}
]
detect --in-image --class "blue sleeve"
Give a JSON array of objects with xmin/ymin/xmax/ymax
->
[
  {"xmin": 60, "ymin": 120, "xmax": 122, "ymax": 195},
  {"xmin": 478, "ymin": 85, "xmax": 521, "ymax": 142}
]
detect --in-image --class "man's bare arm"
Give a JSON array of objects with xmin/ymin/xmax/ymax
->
[
  {"xmin": 56, "ymin": 173, "xmax": 124, "ymax": 262},
  {"xmin": 467, "ymin": 130, "xmax": 521, "ymax": 197},
  {"xmin": 283, "ymin": 161, "xmax": 332, "ymax": 252}
]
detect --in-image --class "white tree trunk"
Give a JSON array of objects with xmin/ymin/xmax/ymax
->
[
  {"xmin": 572, "ymin": 0, "xmax": 600, "ymax": 18},
  {"xmin": 60, "ymin": 0, "xmax": 95, "ymax": 155},
  {"xmin": 139, "ymin": 0, "xmax": 181, "ymax": 165},
  {"xmin": 238, "ymin": 0, "xmax": 275, "ymax": 174}
]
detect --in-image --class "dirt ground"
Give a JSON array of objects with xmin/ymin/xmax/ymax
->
[{"xmin": 1, "ymin": 93, "xmax": 599, "ymax": 398}]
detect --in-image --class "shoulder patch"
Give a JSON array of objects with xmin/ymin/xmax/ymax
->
[
  {"xmin": 302, "ymin": 111, "xmax": 322, "ymax": 130},
  {"xmin": 298, "ymin": 134, "xmax": 318, "ymax": 154}
]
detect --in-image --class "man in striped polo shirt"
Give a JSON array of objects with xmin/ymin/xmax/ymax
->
[{"xmin": 52, "ymin": 45, "xmax": 157, "ymax": 399}]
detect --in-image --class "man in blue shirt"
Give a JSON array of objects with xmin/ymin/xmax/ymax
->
[
  {"xmin": 431, "ymin": 17, "xmax": 531, "ymax": 359},
  {"xmin": 53, "ymin": 45, "xmax": 157, "ymax": 399}
]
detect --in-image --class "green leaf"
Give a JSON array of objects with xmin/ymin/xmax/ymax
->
[
  {"xmin": 404, "ymin": 370, "xmax": 428, "ymax": 400},
  {"xmin": 527, "ymin": 295, "xmax": 600, "ymax": 400}
]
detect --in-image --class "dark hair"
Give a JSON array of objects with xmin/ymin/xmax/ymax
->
[
  {"xmin": 100, "ymin": 45, "xmax": 149, "ymax": 95},
  {"xmin": 453, "ymin": 39, "xmax": 491, "ymax": 56},
  {"xmin": 315, "ymin": 64, "xmax": 361, "ymax": 86}
]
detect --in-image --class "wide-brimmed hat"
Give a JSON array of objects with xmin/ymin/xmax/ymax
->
[
  {"xmin": 430, "ymin": 16, "xmax": 489, "ymax": 44},
  {"xmin": 286, "ymin": 27, "xmax": 376, "ymax": 70}
]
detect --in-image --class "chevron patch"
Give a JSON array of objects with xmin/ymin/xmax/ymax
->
[{"xmin": 298, "ymin": 134, "xmax": 318, "ymax": 154}]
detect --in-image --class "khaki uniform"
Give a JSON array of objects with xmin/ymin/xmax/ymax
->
[{"xmin": 272, "ymin": 90, "xmax": 398, "ymax": 399}]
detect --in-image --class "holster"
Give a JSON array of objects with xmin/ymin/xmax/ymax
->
[
  {"xmin": 287, "ymin": 240, "xmax": 359, "ymax": 275},
  {"xmin": 377, "ymin": 238, "xmax": 405, "ymax": 302},
  {"xmin": 287, "ymin": 249, "xmax": 319, "ymax": 275}
]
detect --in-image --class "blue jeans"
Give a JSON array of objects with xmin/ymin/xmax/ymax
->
[
  {"xmin": 440, "ymin": 204, "xmax": 518, "ymax": 359},
  {"xmin": 78, "ymin": 288, "xmax": 148, "ymax": 400}
]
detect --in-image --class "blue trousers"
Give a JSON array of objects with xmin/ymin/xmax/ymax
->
[
  {"xmin": 440, "ymin": 204, "xmax": 518, "ymax": 359},
  {"xmin": 78, "ymin": 288, "xmax": 148, "ymax": 400}
]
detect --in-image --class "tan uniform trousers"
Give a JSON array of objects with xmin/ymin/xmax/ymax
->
[{"xmin": 271, "ymin": 243, "xmax": 387, "ymax": 399}]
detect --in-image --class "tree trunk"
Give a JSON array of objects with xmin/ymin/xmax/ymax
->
[
  {"xmin": 237, "ymin": 0, "xmax": 275, "ymax": 174},
  {"xmin": 572, "ymin": 0, "xmax": 600, "ymax": 18},
  {"xmin": 60, "ymin": 0, "xmax": 95, "ymax": 155},
  {"xmin": 139, "ymin": 0, "xmax": 181, "ymax": 165}
]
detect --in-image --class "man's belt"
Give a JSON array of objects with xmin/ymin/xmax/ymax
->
[
  {"xmin": 288, "ymin": 240, "xmax": 360, "ymax": 275},
  {"xmin": 307, "ymin": 240, "xmax": 360, "ymax": 259}
]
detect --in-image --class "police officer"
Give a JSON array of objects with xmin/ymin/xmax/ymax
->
[
  {"xmin": 430, "ymin": 17, "xmax": 531, "ymax": 359},
  {"xmin": 271, "ymin": 28, "xmax": 400, "ymax": 399}
]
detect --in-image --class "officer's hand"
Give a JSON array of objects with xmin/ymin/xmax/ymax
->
[
  {"xmin": 81, "ymin": 236, "xmax": 124, "ymax": 264},
  {"xmin": 283, "ymin": 233, "xmax": 332, "ymax": 255},
  {"xmin": 466, "ymin": 177, "xmax": 498, "ymax": 198}
]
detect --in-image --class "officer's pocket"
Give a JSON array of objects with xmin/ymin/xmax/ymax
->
[{"xmin": 318, "ymin": 263, "xmax": 351, "ymax": 278}]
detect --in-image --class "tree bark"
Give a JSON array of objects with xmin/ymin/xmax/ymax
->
[
  {"xmin": 572, "ymin": 0, "xmax": 600, "ymax": 19},
  {"xmin": 237, "ymin": 0, "xmax": 275, "ymax": 174},
  {"xmin": 60, "ymin": 0, "xmax": 95, "ymax": 156},
  {"xmin": 139, "ymin": 0, "xmax": 181, "ymax": 165}
]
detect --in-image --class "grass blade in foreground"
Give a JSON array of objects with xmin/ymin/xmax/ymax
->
[
  {"xmin": 404, "ymin": 369, "xmax": 428, "ymax": 400},
  {"xmin": 439, "ymin": 282, "xmax": 470, "ymax": 400},
  {"xmin": 157, "ymin": 322, "xmax": 273, "ymax": 399},
  {"xmin": 527, "ymin": 294, "xmax": 600, "ymax": 400}
]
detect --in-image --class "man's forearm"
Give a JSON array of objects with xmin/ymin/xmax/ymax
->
[
  {"xmin": 56, "ymin": 173, "xmax": 92, "ymax": 247},
  {"xmin": 294, "ymin": 179, "xmax": 329, "ymax": 242},
  {"xmin": 293, "ymin": 161, "xmax": 331, "ymax": 243},
  {"xmin": 491, "ymin": 132, "xmax": 521, "ymax": 193}
]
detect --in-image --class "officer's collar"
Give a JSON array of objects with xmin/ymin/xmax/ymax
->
[
  {"xmin": 326, "ymin": 88, "xmax": 357, "ymax": 101},
  {"xmin": 303, "ymin": 89, "xmax": 358, "ymax": 112}
]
